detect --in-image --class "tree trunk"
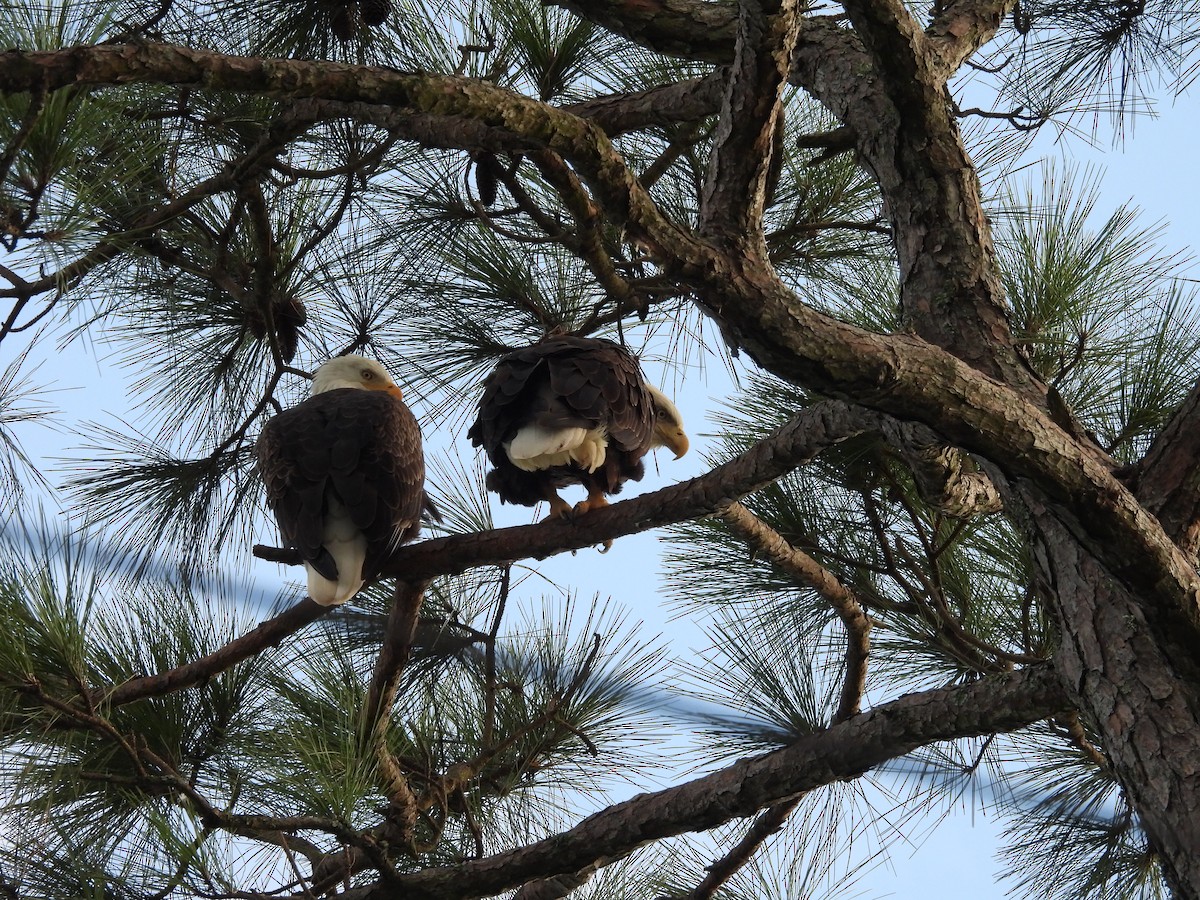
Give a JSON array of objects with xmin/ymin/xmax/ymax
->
[{"xmin": 1029, "ymin": 505, "xmax": 1200, "ymax": 896}]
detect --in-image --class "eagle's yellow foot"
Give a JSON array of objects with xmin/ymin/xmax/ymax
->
[
  {"xmin": 572, "ymin": 492, "xmax": 609, "ymax": 516},
  {"xmin": 546, "ymin": 494, "xmax": 573, "ymax": 519},
  {"xmin": 572, "ymin": 492, "xmax": 612, "ymax": 551}
]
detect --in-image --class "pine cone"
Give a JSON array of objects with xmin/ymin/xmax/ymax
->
[
  {"xmin": 361, "ymin": 0, "xmax": 390, "ymax": 26},
  {"xmin": 330, "ymin": 3, "xmax": 355, "ymax": 43},
  {"xmin": 474, "ymin": 152, "xmax": 502, "ymax": 206},
  {"xmin": 273, "ymin": 295, "xmax": 307, "ymax": 362}
]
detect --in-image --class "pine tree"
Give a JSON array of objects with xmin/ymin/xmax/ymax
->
[{"xmin": 1, "ymin": 1, "xmax": 1199, "ymax": 898}]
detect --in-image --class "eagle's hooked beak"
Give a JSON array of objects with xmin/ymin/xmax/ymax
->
[
  {"xmin": 365, "ymin": 381, "xmax": 404, "ymax": 401},
  {"xmin": 664, "ymin": 429, "xmax": 689, "ymax": 459}
]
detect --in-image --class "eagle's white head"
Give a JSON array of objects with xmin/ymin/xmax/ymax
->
[
  {"xmin": 311, "ymin": 355, "xmax": 403, "ymax": 399},
  {"xmin": 646, "ymin": 385, "xmax": 689, "ymax": 459}
]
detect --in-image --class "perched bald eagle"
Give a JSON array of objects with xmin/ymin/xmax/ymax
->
[
  {"xmin": 257, "ymin": 355, "xmax": 427, "ymax": 606},
  {"xmin": 468, "ymin": 335, "xmax": 689, "ymax": 518}
]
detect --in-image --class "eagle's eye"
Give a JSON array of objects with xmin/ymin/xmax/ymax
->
[{"xmin": 362, "ymin": 369, "xmax": 375, "ymax": 381}]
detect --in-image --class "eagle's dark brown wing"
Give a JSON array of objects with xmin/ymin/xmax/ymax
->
[
  {"xmin": 257, "ymin": 388, "xmax": 425, "ymax": 580},
  {"xmin": 467, "ymin": 335, "xmax": 655, "ymax": 507},
  {"xmin": 468, "ymin": 335, "xmax": 653, "ymax": 457}
]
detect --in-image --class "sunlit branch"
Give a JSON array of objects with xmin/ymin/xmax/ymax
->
[
  {"xmin": 0, "ymin": 48, "xmax": 1172, "ymax": 603},
  {"xmin": 6, "ymin": 33, "xmax": 1188, "ymax": 722}
]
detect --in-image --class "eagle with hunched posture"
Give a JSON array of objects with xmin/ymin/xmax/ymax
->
[
  {"xmin": 468, "ymin": 335, "xmax": 689, "ymax": 518},
  {"xmin": 257, "ymin": 355, "xmax": 427, "ymax": 606}
]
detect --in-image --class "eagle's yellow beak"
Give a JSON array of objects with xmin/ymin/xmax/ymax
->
[
  {"xmin": 661, "ymin": 427, "xmax": 689, "ymax": 459},
  {"xmin": 364, "ymin": 380, "xmax": 404, "ymax": 401}
]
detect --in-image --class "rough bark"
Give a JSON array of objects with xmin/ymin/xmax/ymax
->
[
  {"xmin": 698, "ymin": 0, "xmax": 799, "ymax": 250},
  {"xmin": 1027, "ymin": 506, "xmax": 1200, "ymax": 897},
  {"xmin": 1135, "ymin": 376, "xmax": 1200, "ymax": 560}
]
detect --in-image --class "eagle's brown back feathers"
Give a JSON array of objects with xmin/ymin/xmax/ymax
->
[
  {"xmin": 257, "ymin": 387, "xmax": 425, "ymax": 586},
  {"xmin": 468, "ymin": 335, "xmax": 658, "ymax": 509}
]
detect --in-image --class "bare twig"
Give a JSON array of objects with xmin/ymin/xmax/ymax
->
[
  {"xmin": 666, "ymin": 797, "xmax": 802, "ymax": 900},
  {"xmin": 483, "ymin": 565, "xmax": 511, "ymax": 748},
  {"xmin": 720, "ymin": 501, "xmax": 870, "ymax": 720}
]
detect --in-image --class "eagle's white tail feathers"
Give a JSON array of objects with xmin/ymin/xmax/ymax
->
[
  {"xmin": 507, "ymin": 425, "xmax": 608, "ymax": 473},
  {"xmin": 307, "ymin": 500, "xmax": 368, "ymax": 606}
]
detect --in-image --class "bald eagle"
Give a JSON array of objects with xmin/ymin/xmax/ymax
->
[
  {"xmin": 468, "ymin": 335, "xmax": 689, "ymax": 518},
  {"xmin": 257, "ymin": 355, "xmax": 427, "ymax": 606}
]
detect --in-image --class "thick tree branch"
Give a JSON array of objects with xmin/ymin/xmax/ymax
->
[
  {"xmin": 378, "ymin": 403, "xmax": 882, "ymax": 581},
  {"xmin": 275, "ymin": 73, "xmax": 725, "ymax": 160},
  {"xmin": 96, "ymin": 599, "xmax": 328, "ymax": 707},
  {"xmin": 346, "ymin": 665, "xmax": 1067, "ymax": 900},
  {"xmin": 794, "ymin": 19, "xmax": 1029, "ymax": 392},
  {"xmin": 699, "ymin": 0, "xmax": 800, "ymax": 249},
  {"xmin": 565, "ymin": 73, "xmax": 726, "ymax": 135},
  {"xmin": 1134, "ymin": 376, "xmax": 1200, "ymax": 560},
  {"xmin": 546, "ymin": 1, "xmax": 739, "ymax": 63}
]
